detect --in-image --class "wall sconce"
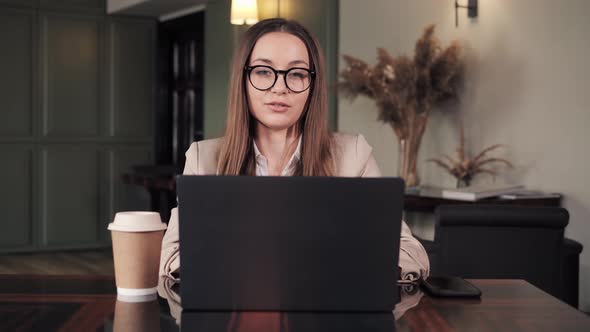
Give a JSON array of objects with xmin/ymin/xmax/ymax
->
[
  {"xmin": 455, "ymin": 0, "xmax": 478, "ymax": 27},
  {"xmin": 231, "ymin": 0, "xmax": 259, "ymax": 25}
]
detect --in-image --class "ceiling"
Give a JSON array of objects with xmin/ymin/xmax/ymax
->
[{"xmin": 107, "ymin": 0, "xmax": 208, "ymax": 20}]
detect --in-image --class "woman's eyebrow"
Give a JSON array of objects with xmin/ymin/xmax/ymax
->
[
  {"xmin": 251, "ymin": 58, "xmax": 273, "ymax": 64},
  {"xmin": 288, "ymin": 60, "xmax": 309, "ymax": 67},
  {"xmin": 251, "ymin": 58, "xmax": 309, "ymax": 67}
]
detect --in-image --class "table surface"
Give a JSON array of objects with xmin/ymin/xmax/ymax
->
[{"xmin": 1, "ymin": 275, "xmax": 589, "ymax": 332}]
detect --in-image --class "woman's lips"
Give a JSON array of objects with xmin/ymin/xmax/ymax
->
[{"xmin": 266, "ymin": 102, "xmax": 290, "ymax": 112}]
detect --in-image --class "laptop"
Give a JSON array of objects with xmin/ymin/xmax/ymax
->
[{"xmin": 177, "ymin": 176, "xmax": 404, "ymax": 312}]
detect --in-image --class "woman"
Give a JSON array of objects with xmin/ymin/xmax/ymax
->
[{"xmin": 160, "ymin": 18, "xmax": 429, "ymax": 281}]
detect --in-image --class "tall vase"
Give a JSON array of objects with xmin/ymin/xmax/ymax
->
[
  {"xmin": 397, "ymin": 138, "xmax": 420, "ymax": 187},
  {"xmin": 395, "ymin": 112, "xmax": 428, "ymax": 188},
  {"xmin": 398, "ymin": 139, "xmax": 408, "ymax": 182}
]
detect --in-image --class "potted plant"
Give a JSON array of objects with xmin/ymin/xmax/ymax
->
[
  {"xmin": 427, "ymin": 125, "xmax": 513, "ymax": 188},
  {"xmin": 339, "ymin": 25, "xmax": 464, "ymax": 187}
]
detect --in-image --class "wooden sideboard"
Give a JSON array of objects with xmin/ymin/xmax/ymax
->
[{"xmin": 404, "ymin": 194, "xmax": 562, "ymax": 212}]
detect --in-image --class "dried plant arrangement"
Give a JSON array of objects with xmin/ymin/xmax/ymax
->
[
  {"xmin": 339, "ymin": 25, "xmax": 464, "ymax": 186},
  {"xmin": 427, "ymin": 126, "xmax": 513, "ymax": 187}
]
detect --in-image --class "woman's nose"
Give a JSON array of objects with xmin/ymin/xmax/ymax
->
[{"xmin": 271, "ymin": 74, "xmax": 288, "ymax": 93}]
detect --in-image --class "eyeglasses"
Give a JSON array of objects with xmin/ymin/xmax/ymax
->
[{"xmin": 245, "ymin": 65, "xmax": 315, "ymax": 93}]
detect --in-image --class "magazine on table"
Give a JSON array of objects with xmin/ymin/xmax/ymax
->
[
  {"xmin": 440, "ymin": 184, "xmax": 525, "ymax": 201},
  {"xmin": 499, "ymin": 190, "xmax": 561, "ymax": 200}
]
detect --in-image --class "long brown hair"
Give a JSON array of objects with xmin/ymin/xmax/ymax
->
[{"xmin": 217, "ymin": 18, "xmax": 334, "ymax": 176}]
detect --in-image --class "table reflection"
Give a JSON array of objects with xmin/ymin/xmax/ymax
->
[
  {"xmin": 4, "ymin": 275, "xmax": 588, "ymax": 332},
  {"xmin": 146, "ymin": 276, "xmax": 424, "ymax": 331},
  {"xmin": 182, "ymin": 311, "xmax": 396, "ymax": 331},
  {"xmin": 113, "ymin": 297, "xmax": 161, "ymax": 332}
]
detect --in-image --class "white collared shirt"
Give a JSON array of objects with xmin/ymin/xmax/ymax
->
[{"xmin": 252, "ymin": 136, "xmax": 302, "ymax": 176}]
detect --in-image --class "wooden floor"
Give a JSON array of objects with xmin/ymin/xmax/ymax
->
[{"xmin": 0, "ymin": 250, "xmax": 114, "ymax": 275}]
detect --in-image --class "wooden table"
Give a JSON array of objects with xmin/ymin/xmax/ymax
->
[{"xmin": 0, "ymin": 275, "xmax": 589, "ymax": 331}]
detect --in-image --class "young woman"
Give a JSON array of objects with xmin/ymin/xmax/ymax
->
[{"xmin": 160, "ymin": 18, "xmax": 429, "ymax": 281}]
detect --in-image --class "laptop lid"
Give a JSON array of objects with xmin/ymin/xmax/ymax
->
[{"xmin": 177, "ymin": 176, "xmax": 404, "ymax": 312}]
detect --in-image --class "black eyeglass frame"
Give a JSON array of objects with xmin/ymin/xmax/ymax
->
[{"xmin": 244, "ymin": 65, "xmax": 316, "ymax": 93}]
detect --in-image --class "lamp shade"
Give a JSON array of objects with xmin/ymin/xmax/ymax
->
[{"xmin": 231, "ymin": 0, "xmax": 259, "ymax": 25}]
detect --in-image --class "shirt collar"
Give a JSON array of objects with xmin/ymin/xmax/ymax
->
[{"xmin": 253, "ymin": 136, "xmax": 302, "ymax": 170}]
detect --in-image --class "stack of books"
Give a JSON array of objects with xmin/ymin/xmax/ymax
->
[
  {"xmin": 411, "ymin": 184, "xmax": 560, "ymax": 202},
  {"xmin": 498, "ymin": 190, "xmax": 561, "ymax": 200},
  {"xmin": 439, "ymin": 184, "xmax": 525, "ymax": 202}
]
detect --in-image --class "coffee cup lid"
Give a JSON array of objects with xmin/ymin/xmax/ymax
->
[{"xmin": 108, "ymin": 211, "xmax": 167, "ymax": 232}]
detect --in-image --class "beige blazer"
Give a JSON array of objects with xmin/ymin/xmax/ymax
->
[{"xmin": 159, "ymin": 133, "xmax": 430, "ymax": 280}]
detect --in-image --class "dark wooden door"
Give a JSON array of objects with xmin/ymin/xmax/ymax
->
[{"xmin": 156, "ymin": 11, "xmax": 204, "ymax": 169}]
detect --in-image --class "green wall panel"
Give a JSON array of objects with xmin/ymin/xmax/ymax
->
[
  {"xmin": 0, "ymin": 146, "xmax": 32, "ymax": 247},
  {"xmin": 0, "ymin": 9, "xmax": 33, "ymax": 137},
  {"xmin": 41, "ymin": 146, "xmax": 100, "ymax": 245},
  {"xmin": 0, "ymin": 0, "xmax": 34, "ymax": 8},
  {"xmin": 107, "ymin": 18, "xmax": 155, "ymax": 138},
  {"xmin": 0, "ymin": 0, "xmax": 160, "ymax": 251},
  {"xmin": 203, "ymin": 0, "xmax": 233, "ymax": 139},
  {"xmin": 40, "ymin": 13, "xmax": 102, "ymax": 137}
]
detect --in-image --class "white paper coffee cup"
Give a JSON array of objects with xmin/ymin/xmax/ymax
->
[{"xmin": 109, "ymin": 211, "xmax": 167, "ymax": 296}]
